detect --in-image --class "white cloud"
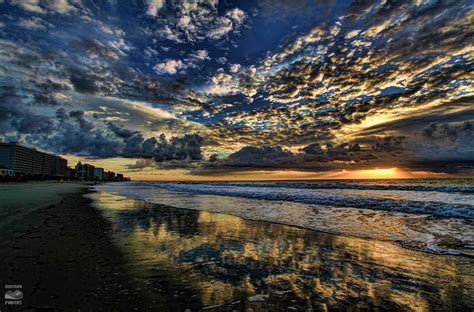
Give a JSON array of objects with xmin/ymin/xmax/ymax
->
[
  {"xmin": 247, "ymin": 65, "xmax": 257, "ymax": 76},
  {"xmin": 207, "ymin": 16, "xmax": 233, "ymax": 39},
  {"xmin": 10, "ymin": 0, "xmax": 79, "ymax": 14},
  {"xmin": 93, "ymin": 22, "xmax": 126, "ymax": 38},
  {"xmin": 226, "ymin": 8, "xmax": 246, "ymax": 26},
  {"xmin": 155, "ymin": 2, "xmax": 247, "ymax": 43},
  {"xmin": 229, "ymin": 63, "xmax": 241, "ymax": 73},
  {"xmin": 157, "ymin": 25, "xmax": 183, "ymax": 43},
  {"xmin": 153, "ymin": 59, "xmax": 184, "ymax": 75},
  {"xmin": 177, "ymin": 15, "xmax": 191, "ymax": 27},
  {"xmin": 207, "ymin": 69, "xmax": 239, "ymax": 95},
  {"xmin": 10, "ymin": 0, "xmax": 44, "ymax": 13},
  {"xmin": 190, "ymin": 49, "xmax": 209, "ymax": 60},
  {"xmin": 18, "ymin": 17, "xmax": 52, "ymax": 30},
  {"xmin": 45, "ymin": 0, "xmax": 76, "ymax": 13},
  {"xmin": 145, "ymin": 0, "xmax": 165, "ymax": 16},
  {"xmin": 217, "ymin": 56, "xmax": 228, "ymax": 64}
]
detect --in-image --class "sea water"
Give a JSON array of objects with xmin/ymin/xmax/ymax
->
[{"xmin": 95, "ymin": 179, "xmax": 474, "ymax": 255}]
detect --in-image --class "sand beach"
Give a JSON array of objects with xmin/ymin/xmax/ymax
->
[
  {"xmin": 0, "ymin": 182, "xmax": 473, "ymax": 311},
  {"xmin": 0, "ymin": 183, "xmax": 146, "ymax": 310}
]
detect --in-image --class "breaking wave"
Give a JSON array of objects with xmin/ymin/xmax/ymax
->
[{"xmin": 128, "ymin": 181, "xmax": 474, "ymax": 219}]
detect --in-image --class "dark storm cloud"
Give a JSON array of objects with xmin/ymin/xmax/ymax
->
[
  {"xmin": 125, "ymin": 133, "xmax": 206, "ymax": 170},
  {"xmin": 69, "ymin": 73, "xmax": 99, "ymax": 94},
  {"xmin": 122, "ymin": 133, "xmax": 204, "ymax": 162},
  {"xmin": 416, "ymin": 121, "xmax": 474, "ymax": 162},
  {"xmin": 203, "ymin": 143, "xmax": 371, "ymax": 172},
  {"xmin": 0, "ymin": 29, "xmax": 203, "ymax": 162},
  {"xmin": 0, "ymin": 34, "xmax": 200, "ymax": 116},
  {"xmin": 107, "ymin": 122, "xmax": 140, "ymax": 139},
  {"xmin": 0, "ymin": 41, "xmax": 72, "ymax": 110},
  {"xmin": 225, "ymin": 146, "xmax": 294, "ymax": 168},
  {"xmin": 372, "ymin": 136, "xmax": 407, "ymax": 153},
  {"xmin": 126, "ymin": 158, "xmax": 157, "ymax": 170},
  {"xmin": 11, "ymin": 114, "xmax": 55, "ymax": 135},
  {"xmin": 50, "ymin": 113, "xmax": 204, "ymax": 161},
  {"xmin": 21, "ymin": 109, "xmax": 124, "ymax": 158}
]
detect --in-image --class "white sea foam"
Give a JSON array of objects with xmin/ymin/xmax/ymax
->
[
  {"xmin": 127, "ymin": 181, "xmax": 474, "ymax": 218},
  {"xmin": 176, "ymin": 181, "xmax": 474, "ymax": 193}
]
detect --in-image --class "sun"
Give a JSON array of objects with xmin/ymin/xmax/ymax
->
[{"xmin": 331, "ymin": 168, "xmax": 412, "ymax": 179}]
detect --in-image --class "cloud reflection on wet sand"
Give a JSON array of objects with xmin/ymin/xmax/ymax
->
[{"xmin": 89, "ymin": 191, "xmax": 474, "ymax": 311}]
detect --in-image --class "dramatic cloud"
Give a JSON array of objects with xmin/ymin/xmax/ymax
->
[
  {"xmin": 45, "ymin": 0, "xmax": 77, "ymax": 14},
  {"xmin": 0, "ymin": 0, "xmax": 472, "ymax": 176},
  {"xmin": 416, "ymin": 122, "xmax": 474, "ymax": 161},
  {"xmin": 10, "ymin": 0, "xmax": 79, "ymax": 14},
  {"xmin": 17, "ymin": 17, "xmax": 52, "ymax": 30},
  {"xmin": 137, "ymin": 133, "xmax": 204, "ymax": 162},
  {"xmin": 153, "ymin": 59, "xmax": 184, "ymax": 75},
  {"xmin": 189, "ymin": 50, "xmax": 209, "ymax": 61},
  {"xmin": 10, "ymin": 0, "xmax": 45, "ymax": 13},
  {"xmin": 145, "ymin": 0, "xmax": 165, "ymax": 16},
  {"xmin": 229, "ymin": 63, "xmax": 241, "ymax": 73},
  {"xmin": 225, "ymin": 146, "xmax": 294, "ymax": 167},
  {"xmin": 203, "ymin": 121, "xmax": 474, "ymax": 174},
  {"xmin": 153, "ymin": 1, "xmax": 247, "ymax": 43},
  {"xmin": 127, "ymin": 158, "xmax": 157, "ymax": 170}
]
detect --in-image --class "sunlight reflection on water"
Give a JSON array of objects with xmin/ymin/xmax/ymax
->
[
  {"xmin": 94, "ymin": 182, "xmax": 474, "ymax": 255},
  {"xmin": 88, "ymin": 191, "xmax": 474, "ymax": 311}
]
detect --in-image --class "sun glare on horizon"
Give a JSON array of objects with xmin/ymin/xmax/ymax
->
[{"xmin": 328, "ymin": 168, "xmax": 411, "ymax": 180}]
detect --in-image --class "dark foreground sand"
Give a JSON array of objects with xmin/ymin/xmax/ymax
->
[{"xmin": 0, "ymin": 185, "xmax": 144, "ymax": 310}]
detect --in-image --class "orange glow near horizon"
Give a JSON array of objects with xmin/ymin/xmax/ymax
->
[
  {"xmin": 61, "ymin": 156, "xmax": 462, "ymax": 181},
  {"xmin": 131, "ymin": 167, "xmax": 459, "ymax": 181},
  {"xmin": 322, "ymin": 168, "xmax": 460, "ymax": 180},
  {"xmin": 328, "ymin": 168, "xmax": 409, "ymax": 179}
]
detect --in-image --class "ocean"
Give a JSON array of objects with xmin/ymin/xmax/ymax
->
[{"xmin": 95, "ymin": 178, "xmax": 474, "ymax": 256}]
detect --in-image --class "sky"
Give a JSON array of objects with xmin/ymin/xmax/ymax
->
[{"xmin": 0, "ymin": 0, "xmax": 473, "ymax": 180}]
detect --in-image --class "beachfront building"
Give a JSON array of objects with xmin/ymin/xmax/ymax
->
[
  {"xmin": 94, "ymin": 167, "xmax": 104, "ymax": 180},
  {"xmin": 75, "ymin": 162, "xmax": 96, "ymax": 180},
  {"xmin": 0, "ymin": 142, "xmax": 127, "ymax": 181},
  {"xmin": 75, "ymin": 165, "xmax": 129, "ymax": 181},
  {"xmin": 0, "ymin": 142, "xmax": 68, "ymax": 177},
  {"xmin": 66, "ymin": 167, "xmax": 76, "ymax": 179},
  {"xmin": 105, "ymin": 171, "xmax": 115, "ymax": 181},
  {"xmin": 53, "ymin": 157, "xmax": 68, "ymax": 177},
  {"xmin": 0, "ymin": 165, "xmax": 14, "ymax": 176},
  {"xmin": 42, "ymin": 153, "xmax": 55, "ymax": 176}
]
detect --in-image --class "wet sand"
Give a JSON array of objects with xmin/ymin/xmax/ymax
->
[
  {"xmin": 0, "ymin": 184, "xmax": 473, "ymax": 311},
  {"xmin": 0, "ymin": 184, "xmax": 146, "ymax": 310}
]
